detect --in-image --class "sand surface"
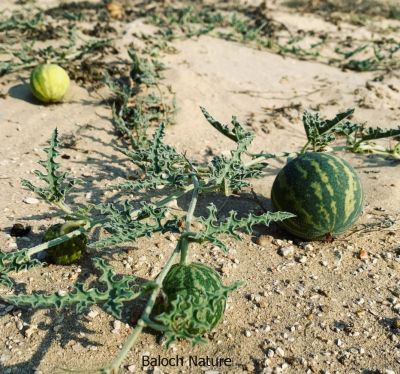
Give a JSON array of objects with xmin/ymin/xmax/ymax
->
[{"xmin": 0, "ymin": 1, "xmax": 399, "ymax": 373}]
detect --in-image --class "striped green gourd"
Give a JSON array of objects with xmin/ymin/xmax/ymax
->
[
  {"xmin": 42, "ymin": 222, "xmax": 87, "ymax": 265},
  {"xmin": 271, "ymin": 152, "xmax": 363, "ymax": 240},
  {"xmin": 154, "ymin": 263, "xmax": 233, "ymax": 340}
]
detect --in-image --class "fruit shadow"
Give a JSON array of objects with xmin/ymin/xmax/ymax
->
[{"xmin": 8, "ymin": 83, "xmax": 43, "ymax": 105}]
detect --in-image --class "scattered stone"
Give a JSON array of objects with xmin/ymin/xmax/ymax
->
[
  {"xmin": 335, "ymin": 338, "xmax": 343, "ymax": 347},
  {"xmin": 358, "ymin": 249, "xmax": 368, "ymax": 260},
  {"xmin": 245, "ymin": 330, "xmax": 252, "ymax": 337},
  {"xmin": 297, "ymin": 255, "xmax": 307, "ymax": 264},
  {"xmin": 256, "ymin": 235, "xmax": 272, "ymax": 246},
  {"xmin": 165, "ymin": 234, "xmax": 176, "ymax": 242},
  {"xmin": 127, "ymin": 365, "xmax": 136, "ymax": 373},
  {"xmin": 272, "ymin": 239, "xmax": 284, "ymax": 246},
  {"xmin": 24, "ymin": 325, "xmax": 37, "ymax": 338},
  {"xmin": 304, "ymin": 243, "xmax": 313, "ymax": 251},
  {"xmin": 88, "ymin": 309, "xmax": 99, "ymax": 320},
  {"xmin": 112, "ymin": 320, "xmax": 121, "ymax": 333},
  {"xmin": 23, "ymin": 197, "xmax": 39, "ymax": 205},
  {"xmin": 263, "ymin": 325, "xmax": 271, "ymax": 333},
  {"xmin": 16, "ymin": 320, "xmax": 23, "ymax": 331},
  {"xmin": 278, "ymin": 246, "xmax": 294, "ymax": 257},
  {"xmin": 10, "ymin": 223, "xmax": 31, "ymax": 237},
  {"xmin": 276, "ymin": 347, "xmax": 285, "ymax": 357},
  {"xmin": 57, "ymin": 290, "xmax": 67, "ymax": 297}
]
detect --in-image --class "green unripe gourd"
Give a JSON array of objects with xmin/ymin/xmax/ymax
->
[
  {"xmin": 30, "ymin": 64, "xmax": 70, "ymax": 103},
  {"xmin": 271, "ymin": 152, "xmax": 363, "ymax": 240},
  {"xmin": 153, "ymin": 263, "xmax": 236, "ymax": 341},
  {"xmin": 42, "ymin": 221, "xmax": 87, "ymax": 265}
]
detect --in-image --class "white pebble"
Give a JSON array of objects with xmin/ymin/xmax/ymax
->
[
  {"xmin": 113, "ymin": 320, "xmax": 121, "ymax": 331},
  {"xmin": 127, "ymin": 365, "xmax": 136, "ymax": 373},
  {"xmin": 304, "ymin": 244, "xmax": 313, "ymax": 251},
  {"xmin": 278, "ymin": 246, "xmax": 294, "ymax": 257},
  {"xmin": 23, "ymin": 197, "xmax": 39, "ymax": 205},
  {"xmin": 16, "ymin": 320, "xmax": 23, "ymax": 331},
  {"xmin": 87, "ymin": 309, "xmax": 99, "ymax": 319},
  {"xmin": 276, "ymin": 347, "xmax": 285, "ymax": 357},
  {"xmin": 272, "ymin": 239, "xmax": 284, "ymax": 246}
]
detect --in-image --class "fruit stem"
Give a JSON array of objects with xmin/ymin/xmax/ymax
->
[
  {"xmin": 60, "ymin": 220, "xmax": 87, "ymax": 234},
  {"xmin": 25, "ymin": 227, "xmax": 87, "ymax": 258},
  {"xmin": 301, "ymin": 140, "xmax": 310, "ymax": 154},
  {"xmin": 180, "ymin": 175, "xmax": 200, "ymax": 265}
]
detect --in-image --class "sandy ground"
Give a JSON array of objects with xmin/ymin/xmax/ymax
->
[{"xmin": 0, "ymin": 1, "xmax": 400, "ymax": 373}]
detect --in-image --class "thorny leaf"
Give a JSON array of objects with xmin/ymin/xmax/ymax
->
[
  {"xmin": 303, "ymin": 109, "xmax": 354, "ymax": 150},
  {"xmin": 1, "ymin": 258, "xmax": 156, "ymax": 319},
  {"xmin": 193, "ymin": 204, "xmax": 295, "ymax": 251},
  {"xmin": 91, "ymin": 202, "xmax": 179, "ymax": 248},
  {"xmin": 0, "ymin": 252, "xmax": 41, "ymax": 287},
  {"xmin": 21, "ymin": 129, "xmax": 79, "ymax": 205}
]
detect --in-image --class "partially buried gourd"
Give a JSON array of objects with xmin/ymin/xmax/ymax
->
[
  {"xmin": 30, "ymin": 64, "xmax": 70, "ymax": 103},
  {"xmin": 42, "ymin": 221, "xmax": 87, "ymax": 265},
  {"xmin": 271, "ymin": 152, "xmax": 363, "ymax": 240}
]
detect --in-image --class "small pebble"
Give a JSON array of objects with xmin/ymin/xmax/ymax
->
[
  {"xmin": 16, "ymin": 320, "xmax": 23, "ymax": 331},
  {"xmin": 256, "ymin": 235, "xmax": 272, "ymax": 246},
  {"xmin": 113, "ymin": 320, "xmax": 121, "ymax": 332},
  {"xmin": 358, "ymin": 249, "xmax": 368, "ymax": 260},
  {"xmin": 24, "ymin": 325, "xmax": 37, "ymax": 338},
  {"xmin": 276, "ymin": 347, "xmax": 285, "ymax": 357},
  {"xmin": 165, "ymin": 234, "xmax": 176, "ymax": 242},
  {"xmin": 304, "ymin": 243, "xmax": 313, "ymax": 251},
  {"xmin": 278, "ymin": 246, "xmax": 294, "ymax": 257},
  {"xmin": 127, "ymin": 365, "xmax": 136, "ymax": 373},
  {"xmin": 272, "ymin": 239, "xmax": 284, "ymax": 246},
  {"xmin": 88, "ymin": 309, "xmax": 99, "ymax": 319},
  {"xmin": 297, "ymin": 255, "xmax": 307, "ymax": 264},
  {"xmin": 23, "ymin": 197, "xmax": 39, "ymax": 205}
]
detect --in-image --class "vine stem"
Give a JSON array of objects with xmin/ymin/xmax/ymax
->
[
  {"xmin": 103, "ymin": 240, "xmax": 183, "ymax": 374},
  {"xmin": 11, "ymin": 146, "xmax": 278, "ymax": 263},
  {"xmin": 301, "ymin": 140, "xmax": 310, "ymax": 154},
  {"xmin": 244, "ymin": 151, "xmax": 297, "ymax": 167},
  {"xmin": 11, "ymin": 152, "xmax": 274, "ymax": 262},
  {"xmin": 180, "ymin": 175, "xmax": 200, "ymax": 265},
  {"xmin": 102, "ymin": 176, "xmax": 201, "ymax": 373}
]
